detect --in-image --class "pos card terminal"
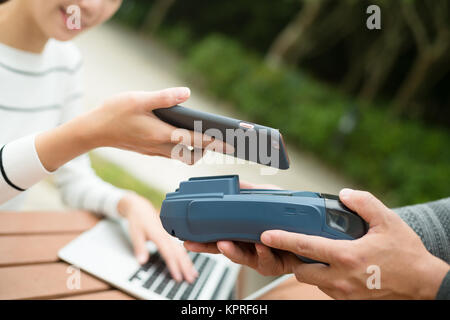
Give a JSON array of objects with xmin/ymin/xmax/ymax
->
[{"xmin": 160, "ymin": 175, "xmax": 369, "ymax": 263}]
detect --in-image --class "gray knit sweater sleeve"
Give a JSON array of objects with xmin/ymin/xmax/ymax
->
[{"xmin": 393, "ymin": 197, "xmax": 450, "ymax": 299}]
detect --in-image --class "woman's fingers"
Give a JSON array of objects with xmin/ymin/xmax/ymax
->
[
  {"xmin": 171, "ymin": 129, "xmax": 233, "ymax": 153},
  {"xmin": 129, "ymin": 224, "xmax": 149, "ymax": 265},
  {"xmin": 133, "ymin": 87, "xmax": 191, "ymax": 111},
  {"xmin": 175, "ymin": 244, "xmax": 199, "ymax": 283},
  {"xmin": 151, "ymin": 232, "xmax": 198, "ymax": 283},
  {"xmin": 156, "ymin": 241, "xmax": 183, "ymax": 282},
  {"xmin": 199, "ymin": 134, "xmax": 235, "ymax": 155},
  {"xmin": 163, "ymin": 143, "xmax": 205, "ymax": 165},
  {"xmin": 155, "ymin": 134, "xmax": 232, "ymax": 165}
]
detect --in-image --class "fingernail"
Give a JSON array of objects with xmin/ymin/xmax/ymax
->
[
  {"xmin": 175, "ymin": 87, "xmax": 190, "ymax": 102},
  {"xmin": 339, "ymin": 188, "xmax": 353, "ymax": 200},
  {"xmin": 261, "ymin": 232, "xmax": 272, "ymax": 244},
  {"xmin": 190, "ymin": 273, "xmax": 198, "ymax": 283},
  {"xmin": 138, "ymin": 253, "xmax": 147, "ymax": 264}
]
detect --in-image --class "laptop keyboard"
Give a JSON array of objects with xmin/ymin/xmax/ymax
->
[{"xmin": 129, "ymin": 251, "xmax": 230, "ymax": 300}]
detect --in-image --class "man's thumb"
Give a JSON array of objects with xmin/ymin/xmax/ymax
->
[{"xmin": 339, "ymin": 188, "xmax": 389, "ymax": 227}]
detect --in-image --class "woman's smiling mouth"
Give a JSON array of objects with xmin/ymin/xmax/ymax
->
[{"xmin": 60, "ymin": 5, "xmax": 86, "ymax": 30}]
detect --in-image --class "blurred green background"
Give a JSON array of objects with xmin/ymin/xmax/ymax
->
[{"xmin": 107, "ymin": 0, "xmax": 449, "ymax": 207}]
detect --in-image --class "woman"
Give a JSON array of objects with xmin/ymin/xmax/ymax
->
[{"xmin": 0, "ymin": 0, "xmax": 207, "ymax": 283}]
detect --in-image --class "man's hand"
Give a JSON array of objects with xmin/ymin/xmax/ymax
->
[
  {"xmin": 184, "ymin": 180, "xmax": 296, "ymax": 276},
  {"xmin": 261, "ymin": 189, "xmax": 450, "ymax": 299},
  {"xmin": 119, "ymin": 193, "xmax": 198, "ymax": 283},
  {"xmin": 185, "ymin": 240, "xmax": 298, "ymax": 277},
  {"xmin": 185, "ymin": 187, "xmax": 450, "ymax": 299}
]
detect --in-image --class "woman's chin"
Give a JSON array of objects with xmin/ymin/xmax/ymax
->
[{"xmin": 51, "ymin": 28, "xmax": 83, "ymax": 41}]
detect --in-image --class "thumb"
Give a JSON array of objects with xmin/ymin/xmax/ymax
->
[
  {"xmin": 339, "ymin": 188, "xmax": 389, "ymax": 227},
  {"xmin": 133, "ymin": 87, "xmax": 191, "ymax": 111}
]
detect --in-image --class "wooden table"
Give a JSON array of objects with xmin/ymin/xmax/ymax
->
[
  {"xmin": 0, "ymin": 211, "xmax": 330, "ymax": 300},
  {"xmin": 0, "ymin": 211, "xmax": 134, "ymax": 300}
]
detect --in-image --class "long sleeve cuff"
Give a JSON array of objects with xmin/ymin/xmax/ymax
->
[
  {"xmin": 101, "ymin": 187, "xmax": 127, "ymax": 220},
  {"xmin": 0, "ymin": 134, "xmax": 51, "ymax": 203}
]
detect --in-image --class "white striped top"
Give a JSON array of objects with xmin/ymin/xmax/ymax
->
[{"xmin": 0, "ymin": 39, "xmax": 125, "ymax": 218}]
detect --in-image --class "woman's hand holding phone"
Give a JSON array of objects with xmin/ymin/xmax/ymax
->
[{"xmin": 36, "ymin": 87, "xmax": 221, "ymax": 172}]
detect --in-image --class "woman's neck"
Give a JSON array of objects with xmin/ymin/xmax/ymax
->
[{"xmin": 0, "ymin": 1, "xmax": 49, "ymax": 53}]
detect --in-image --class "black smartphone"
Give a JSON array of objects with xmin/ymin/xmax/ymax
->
[{"xmin": 153, "ymin": 105, "xmax": 290, "ymax": 169}]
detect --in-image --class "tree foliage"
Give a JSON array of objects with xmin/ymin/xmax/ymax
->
[
  {"xmin": 113, "ymin": 0, "xmax": 450, "ymax": 205},
  {"xmin": 116, "ymin": 0, "xmax": 450, "ymax": 126}
]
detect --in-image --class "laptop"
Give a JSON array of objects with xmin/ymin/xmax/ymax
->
[{"xmin": 59, "ymin": 219, "xmax": 241, "ymax": 300}]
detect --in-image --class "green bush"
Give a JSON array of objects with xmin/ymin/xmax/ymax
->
[
  {"xmin": 183, "ymin": 35, "xmax": 450, "ymax": 206},
  {"xmin": 158, "ymin": 24, "xmax": 194, "ymax": 52},
  {"xmin": 112, "ymin": 1, "xmax": 150, "ymax": 29}
]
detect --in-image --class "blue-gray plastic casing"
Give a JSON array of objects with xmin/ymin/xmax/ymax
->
[{"xmin": 160, "ymin": 175, "xmax": 368, "ymax": 263}]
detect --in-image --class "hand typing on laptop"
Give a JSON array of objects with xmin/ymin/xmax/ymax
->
[{"xmin": 118, "ymin": 192, "xmax": 198, "ymax": 284}]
